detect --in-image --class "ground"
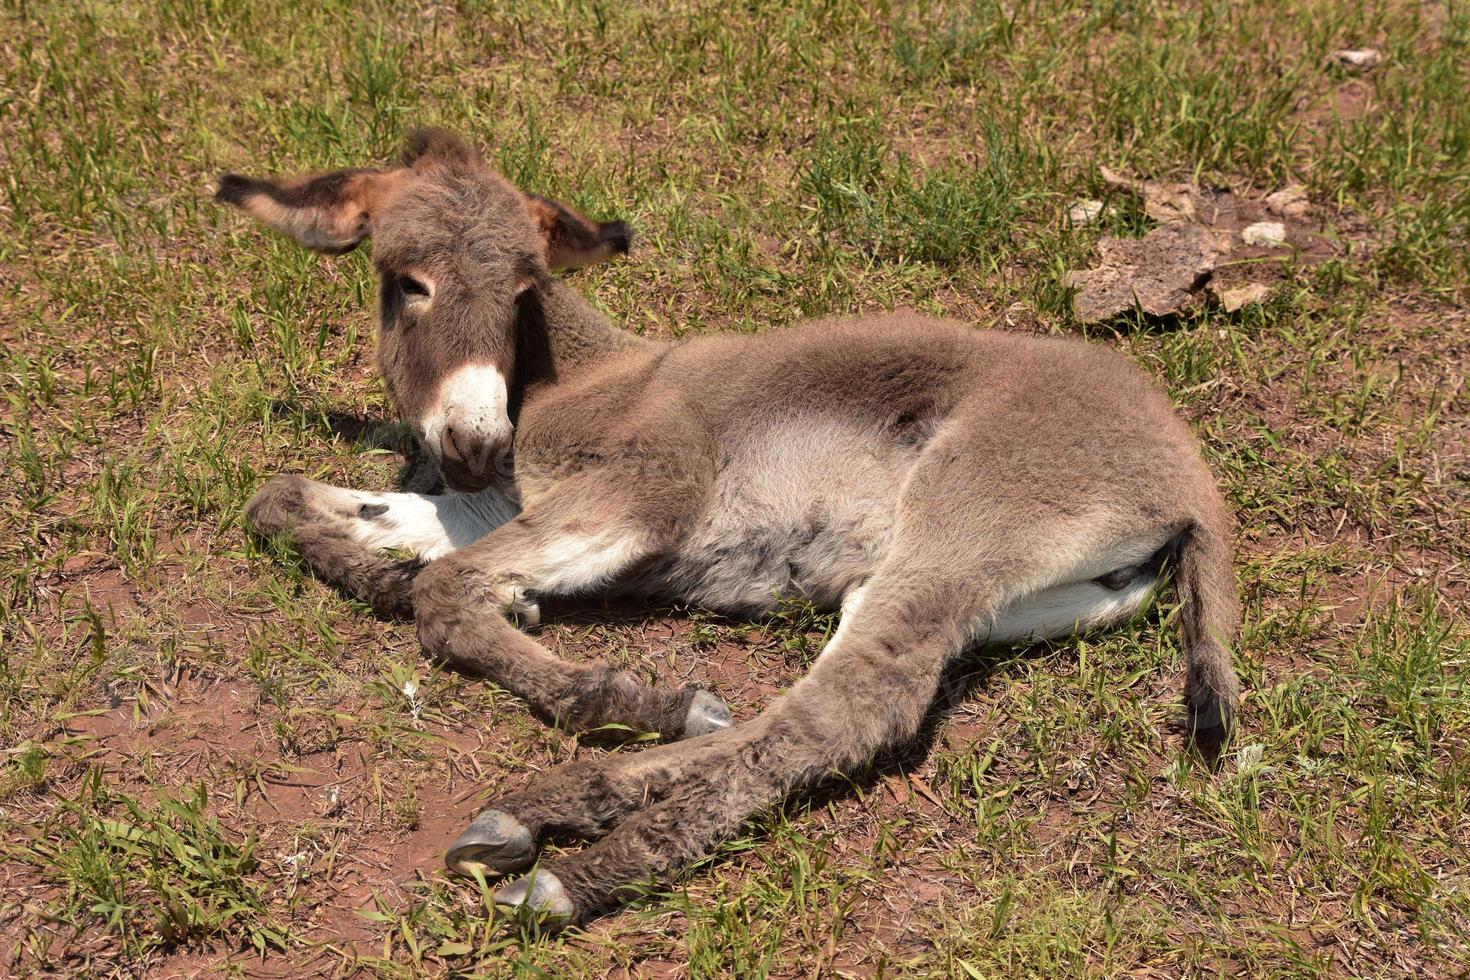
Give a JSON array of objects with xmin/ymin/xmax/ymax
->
[{"xmin": 1, "ymin": 0, "xmax": 1467, "ymax": 976}]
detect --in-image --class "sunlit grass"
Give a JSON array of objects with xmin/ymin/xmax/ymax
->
[{"xmin": 0, "ymin": 0, "xmax": 1466, "ymax": 974}]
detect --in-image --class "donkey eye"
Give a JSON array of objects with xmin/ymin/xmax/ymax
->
[{"xmin": 397, "ymin": 275, "xmax": 431, "ymax": 301}]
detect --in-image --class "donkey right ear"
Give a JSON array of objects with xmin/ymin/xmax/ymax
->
[{"xmin": 214, "ymin": 168, "xmax": 409, "ymax": 254}]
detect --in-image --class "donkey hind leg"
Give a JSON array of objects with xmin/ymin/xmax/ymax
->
[
  {"xmin": 448, "ymin": 516, "xmax": 1193, "ymax": 922},
  {"xmin": 468, "ymin": 568, "xmax": 996, "ymax": 925},
  {"xmin": 410, "ymin": 489, "xmax": 732, "ymax": 757}
]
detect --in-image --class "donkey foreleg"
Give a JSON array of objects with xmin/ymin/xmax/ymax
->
[
  {"xmin": 244, "ymin": 474, "xmax": 444, "ymax": 618},
  {"xmin": 411, "ymin": 484, "xmax": 730, "ymax": 748},
  {"xmin": 249, "ymin": 473, "xmax": 513, "ymax": 556},
  {"xmin": 445, "ymin": 580, "xmax": 876, "ymax": 867}
]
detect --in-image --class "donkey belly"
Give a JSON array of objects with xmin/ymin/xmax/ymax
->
[
  {"xmin": 631, "ymin": 419, "xmax": 911, "ymax": 614},
  {"xmin": 982, "ymin": 573, "xmax": 1160, "ymax": 644},
  {"xmin": 643, "ymin": 510, "xmax": 892, "ymax": 614}
]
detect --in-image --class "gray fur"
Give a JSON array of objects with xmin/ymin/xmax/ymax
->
[{"xmin": 219, "ymin": 131, "xmax": 1241, "ymax": 928}]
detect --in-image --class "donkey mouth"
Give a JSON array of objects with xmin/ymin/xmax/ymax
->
[
  {"xmin": 441, "ymin": 465, "xmax": 495, "ymax": 494},
  {"xmin": 440, "ymin": 458, "xmax": 513, "ymax": 495}
]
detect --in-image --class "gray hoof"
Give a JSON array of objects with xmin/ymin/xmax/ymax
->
[
  {"xmin": 494, "ymin": 870, "xmax": 574, "ymax": 928},
  {"xmin": 683, "ymin": 689, "xmax": 733, "ymax": 739},
  {"xmin": 444, "ymin": 810, "xmax": 535, "ymax": 878}
]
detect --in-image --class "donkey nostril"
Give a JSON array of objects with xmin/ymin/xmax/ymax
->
[{"xmin": 442, "ymin": 425, "xmax": 466, "ymax": 463}]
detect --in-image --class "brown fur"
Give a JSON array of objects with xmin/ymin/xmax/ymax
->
[{"xmin": 217, "ymin": 131, "xmax": 1241, "ymax": 928}]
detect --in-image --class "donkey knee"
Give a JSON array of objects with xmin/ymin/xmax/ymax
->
[
  {"xmin": 411, "ymin": 555, "xmax": 541, "ymax": 643},
  {"xmin": 410, "ymin": 557, "xmax": 464, "ymax": 647}
]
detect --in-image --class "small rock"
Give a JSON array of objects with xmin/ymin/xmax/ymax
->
[
  {"xmin": 1067, "ymin": 199, "xmax": 1105, "ymax": 225},
  {"xmin": 1265, "ymin": 184, "xmax": 1309, "ymax": 218},
  {"xmin": 1216, "ymin": 283, "xmax": 1272, "ymax": 312},
  {"xmin": 1242, "ymin": 221, "xmax": 1288, "ymax": 247},
  {"xmin": 1330, "ymin": 48, "xmax": 1383, "ymax": 71}
]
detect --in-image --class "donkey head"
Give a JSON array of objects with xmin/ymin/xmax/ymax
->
[{"xmin": 215, "ymin": 129, "xmax": 630, "ymax": 493}]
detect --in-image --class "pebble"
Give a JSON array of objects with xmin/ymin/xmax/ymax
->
[
  {"xmin": 1067, "ymin": 199, "xmax": 1105, "ymax": 225},
  {"xmin": 1242, "ymin": 221, "xmax": 1288, "ymax": 247},
  {"xmin": 1330, "ymin": 48, "xmax": 1383, "ymax": 71}
]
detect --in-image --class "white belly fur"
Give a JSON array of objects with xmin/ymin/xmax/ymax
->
[{"xmin": 981, "ymin": 574, "xmax": 1158, "ymax": 645}]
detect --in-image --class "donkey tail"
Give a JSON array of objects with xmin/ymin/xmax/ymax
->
[{"xmin": 1174, "ymin": 517, "xmax": 1242, "ymax": 740}]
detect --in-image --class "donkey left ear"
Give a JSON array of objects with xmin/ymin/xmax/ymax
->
[{"xmin": 523, "ymin": 194, "xmax": 632, "ymax": 271}]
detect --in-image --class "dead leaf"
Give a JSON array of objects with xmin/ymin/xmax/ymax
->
[
  {"xmin": 908, "ymin": 774, "xmax": 945, "ymax": 809},
  {"xmin": 1067, "ymin": 223, "xmax": 1227, "ymax": 323}
]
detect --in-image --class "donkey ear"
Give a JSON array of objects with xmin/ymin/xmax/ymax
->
[
  {"xmin": 523, "ymin": 193, "xmax": 632, "ymax": 271},
  {"xmin": 214, "ymin": 168, "xmax": 409, "ymax": 254}
]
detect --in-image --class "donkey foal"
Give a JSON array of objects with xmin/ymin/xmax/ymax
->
[{"xmin": 218, "ymin": 130, "xmax": 1241, "ymax": 928}]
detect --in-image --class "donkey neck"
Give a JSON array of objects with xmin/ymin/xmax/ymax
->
[{"xmin": 513, "ymin": 279, "xmax": 658, "ymax": 399}]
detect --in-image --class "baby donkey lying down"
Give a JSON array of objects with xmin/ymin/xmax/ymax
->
[{"xmin": 216, "ymin": 130, "xmax": 1240, "ymax": 927}]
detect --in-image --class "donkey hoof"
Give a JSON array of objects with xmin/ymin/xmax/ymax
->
[
  {"xmin": 494, "ymin": 870, "xmax": 574, "ymax": 928},
  {"xmin": 683, "ymin": 690, "xmax": 733, "ymax": 739},
  {"xmin": 445, "ymin": 810, "xmax": 535, "ymax": 878},
  {"xmin": 504, "ymin": 586, "xmax": 542, "ymax": 629}
]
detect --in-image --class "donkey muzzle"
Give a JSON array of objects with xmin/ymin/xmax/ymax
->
[{"xmin": 440, "ymin": 415, "xmax": 513, "ymax": 492}]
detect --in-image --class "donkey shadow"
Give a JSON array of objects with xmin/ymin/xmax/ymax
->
[{"xmin": 267, "ymin": 402, "xmax": 445, "ymax": 493}]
